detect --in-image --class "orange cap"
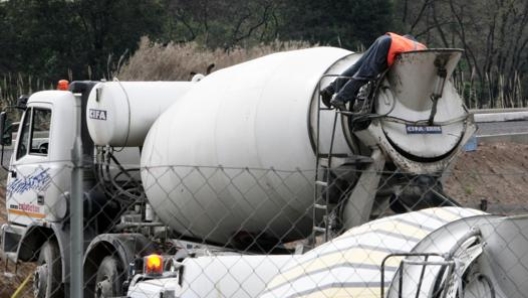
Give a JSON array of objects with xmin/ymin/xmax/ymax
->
[{"xmin": 57, "ymin": 79, "xmax": 69, "ymax": 90}]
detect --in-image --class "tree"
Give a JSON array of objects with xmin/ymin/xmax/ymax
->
[
  {"xmin": 277, "ymin": 0, "xmax": 393, "ymax": 50},
  {"xmin": 0, "ymin": 0, "xmax": 166, "ymax": 82},
  {"xmin": 394, "ymin": 0, "xmax": 528, "ymax": 107},
  {"xmin": 164, "ymin": 0, "xmax": 282, "ymax": 49},
  {"xmin": 72, "ymin": 0, "xmax": 166, "ymax": 79},
  {"xmin": 0, "ymin": 0, "xmax": 79, "ymax": 79}
]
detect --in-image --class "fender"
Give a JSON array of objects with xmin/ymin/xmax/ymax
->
[
  {"xmin": 385, "ymin": 214, "xmax": 501, "ymax": 298},
  {"xmin": 16, "ymin": 223, "xmax": 54, "ymax": 262},
  {"xmin": 83, "ymin": 233, "xmax": 154, "ymax": 292},
  {"xmin": 15, "ymin": 222, "xmax": 74, "ymax": 285}
]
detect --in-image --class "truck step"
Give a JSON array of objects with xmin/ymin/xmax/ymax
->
[
  {"xmin": 314, "ymin": 203, "xmax": 327, "ymax": 210},
  {"xmin": 319, "ymin": 155, "xmax": 373, "ymax": 168},
  {"xmin": 319, "ymin": 107, "xmax": 334, "ymax": 111},
  {"xmin": 337, "ymin": 110, "xmax": 354, "ymax": 116},
  {"xmin": 313, "ymin": 226, "xmax": 326, "ymax": 233},
  {"xmin": 315, "ymin": 180, "xmax": 328, "ymax": 187}
]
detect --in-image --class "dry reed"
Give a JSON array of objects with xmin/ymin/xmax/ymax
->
[
  {"xmin": 0, "ymin": 73, "xmax": 52, "ymax": 111},
  {"xmin": 116, "ymin": 37, "xmax": 313, "ymax": 81},
  {"xmin": 3, "ymin": 37, "xmax": 524, "ymax": 110}
]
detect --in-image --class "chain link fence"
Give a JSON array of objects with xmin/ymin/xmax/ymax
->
[{"xmin": 1, "ymin": 150, "xmax": 528, "ymax": 298}]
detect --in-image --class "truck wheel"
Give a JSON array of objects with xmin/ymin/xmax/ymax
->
[
  {"xmin": 33, "ymin": 239, "xmax": 63, "ymax": 298},
  {"xmin": 94, "ymin": 256, "xmax": 124, "ymax": 298}
]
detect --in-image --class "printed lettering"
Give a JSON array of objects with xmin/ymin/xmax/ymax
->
[
  {"xmin": 406, "ymin": 125, "xmax": 442, "ymax": 134},
  {"xmin": 19, "ymin": 203, "xmax": 40, "ymax": 213},
  {"xmin": 89, "ymin": 109, "xmax": 107, "ymax": 121}
]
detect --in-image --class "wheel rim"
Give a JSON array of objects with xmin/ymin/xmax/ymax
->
[{"xmin": 33, "ymin": 264, "xmax": 48, "ymax": 298}]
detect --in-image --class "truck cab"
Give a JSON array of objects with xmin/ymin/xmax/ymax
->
[
  {"xmin": 0, "ymin": 79, "xmax": 195, "ymax": 298},
  {"xmin": 0, "ymin": 82, "xmax": 103, "ymax": 298},
  {"xmin": 6, "ymin": 91, "xmax": 75, "ymax": 226}
]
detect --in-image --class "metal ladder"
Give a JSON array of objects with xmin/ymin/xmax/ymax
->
[
  {"xmin": 311, "ymin": 79, "xmax": 347, "ymax": 245},
  {"xmin": 312, "ymin": 74, "xmax": 381, "ymax": 247},
  {"xmin": 311, "ymin": 79, "xmax": 377, "ymax": 247}
]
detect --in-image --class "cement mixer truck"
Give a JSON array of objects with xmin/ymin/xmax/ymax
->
[
  {"xmin": 0, "ymin": 46, "xmax": 474, "ymax": 297},
  {"xmin": 128, "ymin": 206, "xmax": 525, "ymax": 298}
]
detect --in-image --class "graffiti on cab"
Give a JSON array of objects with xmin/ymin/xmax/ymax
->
[{"xmin": 7, "ymin": 168, "xmax": 52, "ymax": 198}]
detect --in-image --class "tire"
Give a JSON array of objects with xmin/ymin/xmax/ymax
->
[
  {"xmin": 33, "ymin": 239, "xmax": 63, "ymax": 298},
  {"xmin": 94, "ymin": 256, "xmax": 124, "ymax": 298}
]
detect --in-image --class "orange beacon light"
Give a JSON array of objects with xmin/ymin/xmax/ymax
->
[
  {"xmin": 57, "ymin": 79, "xmax": 69, "ymax": 90},
  {"xmin": 144, "ymin": 254, "xmax": 164, "ymax": 276}
]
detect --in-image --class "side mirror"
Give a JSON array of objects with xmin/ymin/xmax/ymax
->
[
  {"xmin": 0, "ymin": 112, "xmax": 9, "ymax": 146},
  {"xmin": 16, "ymin": 95, "xmax": 28, "ymax": 110}
]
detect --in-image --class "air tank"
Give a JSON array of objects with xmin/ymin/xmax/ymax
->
[
  {"xmin": 140, "ymin": 47, "xmax": 357, "ymax": 245},
  {"xmin": 86, "ymin": 81, "xmax": 194, "ymax": 147}
]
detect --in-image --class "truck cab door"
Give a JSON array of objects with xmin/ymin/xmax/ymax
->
[{"xmin": 6, "ymin": 105, "xmax": 55, "ymax": 226}]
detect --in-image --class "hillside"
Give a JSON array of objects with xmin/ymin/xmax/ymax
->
[{"xmin": 445, "ymin": 141, "xmax": 528, "ymax": 214}]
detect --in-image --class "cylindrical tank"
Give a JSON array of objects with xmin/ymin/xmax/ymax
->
[
  {"xmin": 86, "ymin": 81, "xmax": 194, "ymax": 147},
  {"xmin": 141, "ymin": 47, "xmax": 356, "ymax": 245}
]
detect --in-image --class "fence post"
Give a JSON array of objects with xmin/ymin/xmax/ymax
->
[{"xmin": 70, "ymin": 92, "xmax": 84, "ymax": 298}]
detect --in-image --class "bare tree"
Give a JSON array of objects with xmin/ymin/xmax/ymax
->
[
  {"xmin": 400, "ymin": 0, "xmax": 528, "ymax": 107},
  {"xmin": 166, "ymin": 0, "xmax": 281, "ymax": 49}
]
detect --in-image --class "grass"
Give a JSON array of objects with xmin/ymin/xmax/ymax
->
[
  {"xmin": 0, "ymin": 74, "xmax": 54, "ymax": 125},
  {"xmin": 0, "ymin": 73, "xmax": 52, "ymax": 110},
  {"xmin": 454, "ymin": 67, "xmax": 526, "ymax": 109}
]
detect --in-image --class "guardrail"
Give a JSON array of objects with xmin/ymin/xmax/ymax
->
[
  {"xmin": 470, "ymin": 109, "xmax": 528, "ymax": 146},
  {"xmin": 472, "ymin": 109, "xmax": 528, "ymax": 123}
]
